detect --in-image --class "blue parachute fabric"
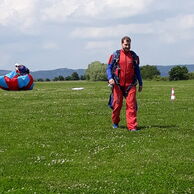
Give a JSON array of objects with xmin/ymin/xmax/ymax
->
[
  {"xmin": 0, "ymin": 76, "xmax": 8, "ymax": 89},
  {"xmin": 5, "ymin": 71, "xmax": 17, "ymax": 78},
  {"xmin": 18, "ymin": 74, "xmax": 31, "ymax": 88},
  {"xmin": 0, "ymin": 70, "xmax": 34, "ymax": 91},
  {"xmin": 28, "ymin": 83, "xmax": 34, "ymax": 90}
]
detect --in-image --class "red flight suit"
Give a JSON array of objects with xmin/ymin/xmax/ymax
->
[{"xmin": 108, "ymin": 49, "xmax": 138, "ymax": 130}]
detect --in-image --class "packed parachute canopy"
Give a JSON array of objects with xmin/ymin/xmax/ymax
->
[{"xmin": 0, "ymin": 63, "xmax": 34, "ymax": 90}]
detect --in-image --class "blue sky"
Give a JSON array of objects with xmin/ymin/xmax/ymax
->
[{"xmin": 0, "ymin": 0, "xmax": 194, "ymax": 71}]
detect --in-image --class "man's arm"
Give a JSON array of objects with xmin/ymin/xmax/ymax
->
[{"xmin": 106, "ymin": 54, "xmax": 115, "ymax": 85}]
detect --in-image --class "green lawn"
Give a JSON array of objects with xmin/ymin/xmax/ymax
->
[{"xmin": 0, "ymin": 80, "xmax": 193, "ymax": 193}]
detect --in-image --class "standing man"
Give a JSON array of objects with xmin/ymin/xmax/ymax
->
[{"xmin": 106, "ymin": 36, "xmax": 143, "ymax": 131}]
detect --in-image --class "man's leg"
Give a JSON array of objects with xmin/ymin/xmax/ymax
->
[
  {"xmin": 112, "ymin": 85, "xmax": 123, "ymax": 125},
  {"xmin": 126, "ymin": 86, "xmax": 138, "ymax": 130}
]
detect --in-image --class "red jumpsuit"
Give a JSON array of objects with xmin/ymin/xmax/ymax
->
[{"xmin": 108, "ymin": 49, "xmax": 138, "ymax": 130}]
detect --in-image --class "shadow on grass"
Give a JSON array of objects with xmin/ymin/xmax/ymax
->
[
  {"xmin": 114, "ymin": 125, "xmax": 177, "ymax": 131},
  {"xmin": 119, "ymin": 125, "xmax": 127, "ymax": 129},
  {"xmin": 138, "ymin": 125, "xmax": 177, "ymax": 130}
]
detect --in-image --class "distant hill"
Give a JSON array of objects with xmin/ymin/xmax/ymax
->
[
  {"xmin": 0, "ymin": 70, "xmax": 10, "ymax": 75},
  {"xmin": 0, "ymin": 68, "xmax": 85, "ymax": 80},
  {"xmin": 31, "ymin": 68, "xmax": 85, "ymax": 79},
  {"xmin": 0, "ymin": 65, "xmax": 194, "ymax": 79},
  {"xmin": 156, "ymin": 64, "xmax": 194, "ymax": 76}
]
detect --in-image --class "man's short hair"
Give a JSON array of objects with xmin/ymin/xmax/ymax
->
[{"xmin": 121, "ymin": 36, "xmax": 131, "ymax": 43}]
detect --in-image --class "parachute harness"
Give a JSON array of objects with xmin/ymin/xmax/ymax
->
[{"xmin": 111, "ymin": 50, "xmax": 137, "ymax": 98}]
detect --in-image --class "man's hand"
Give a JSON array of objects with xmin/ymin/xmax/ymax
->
[
  {"xmin": 138, "ymin": 85, "xmax": 143, "ymax": 92},
  {"xmin": 109, "ymin": 79, "xmax": 115, "ymax": 85}
]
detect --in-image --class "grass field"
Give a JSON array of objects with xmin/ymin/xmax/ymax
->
[{"xmin": 0, "ymin": 80, "xmax": 193, "ymax": 193}]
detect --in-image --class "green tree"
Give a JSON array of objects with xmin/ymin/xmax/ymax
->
[
  {"xmin": 53, "ymin": 77, "xmax": 59, "ymax": 81},
  {"xmin": 65, "ymin": 76, "xmax": 72, "ymax": 81},
  {"xmin": 71, "ymin": 72, "xmax": 80, "ymax": 80},
  {"xmin": 80, "ymin": 75, "xmax": 86, "ymax": 80},
  {"xmin": 140, "ymin": 65, "xmax": 160, "ymax": 80},
  {"xmin": 37, "ymin": 78, "xmax": 44, "ymax": 82},
  {"xmin": 85, "ymin": 61, "xmax": 107, "ymax": 81},
  {"xmin": 188, "ymin": 72, "xmax": 194, "ymax": 80},
  {"xmin": 169, "ymin": 66, "xmax": 189, "ymax": 81},
  {"xmin": 58, "ymin": 75, "xmax": 65, "ymax": 81}
]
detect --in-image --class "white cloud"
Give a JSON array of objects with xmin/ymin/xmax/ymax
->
[
  {"xmin": 42, "ymin": 0, "xmax": 154, "ymax": 21},
  {"xmin": 186, "ymin": 47, "xmax": 194, "ymax": 58},
  {"xmin": 0, "ymin": 0, "xmax": 154, "ymax": 27},
  {"xmin": 102, "ymin": 0, "xmax": 154, "ymax": 18},
  {"xmin": 42, "ymin": 41, "xmax": 59, "ymax": 50},
  {"xmin": 0, "ymin": 0, "xmax": 193, "ymax": 37},
  {"xmin": 0, "ymin": 0, "xmax": 37, "ymax": 26},
  {"xmin": 71, "ymin": 23, "xmax": 153, "ymax": 39},
  {"xmin": 153, "ymin": 14, "xmax": 194, "ymax": 43},
  {"xmin": 0, "ymin": 0, "xmax": 194, "ymax": 70},
  {"xmin": 72, "ymin": 13, "xmax": 194, "ymax": 45},
  {"xmin": 0, "ymin": 51, "xmax": 12, "ymax": 69},
  {"xmin": 85, "ymin": 41, "xmax": 114, "ymax": 49},
  {"xmin": 41, "ymin": 0, "xmax": 79, "ymax": 22},
  {"xmin": 177, "ymin": 14, "xmax": 194, "ymax": 29},
  {"xmin": 0, "ymin": 0, "xmax": 43, "ymax": 35}
]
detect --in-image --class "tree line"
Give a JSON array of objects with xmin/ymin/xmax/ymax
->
[
  {"xmin": 35, "ymin": 72, "xmax": 86, "ymax": 82},
  {"xmin": 85, "ymin": 61, "xmax": 194, "ymax": 81},
  {"xmin": 35, "ymin": 61, "xmax": 194, "ymax": 82}
]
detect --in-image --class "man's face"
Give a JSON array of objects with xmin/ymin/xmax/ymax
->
[{"xmin": 122, "ymin": 39, "xmax": 131, "ymax": 52}]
